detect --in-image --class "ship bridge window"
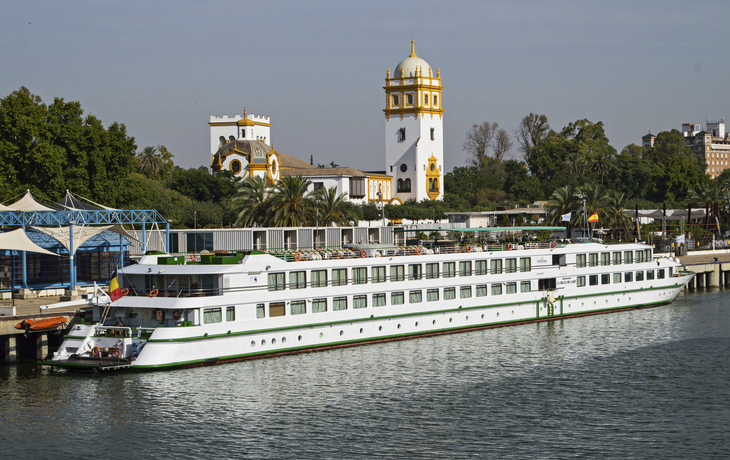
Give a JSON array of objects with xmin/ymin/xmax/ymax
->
[
  {"xmin": 538, "ymin": 278, "xmax": 557, "ymax": 290},
  {"xmin": 645, "ymin": 249, "xmax": 652, "ymax": 261},
  {"xmin": 658, "ymin": 269, "xmax": 665, "ymax": 279},
  {"xmin": 520, "ymin": 258, "xmax": 531, "ymax": 272},
  {"xmin": 268, "ymin": 273, "xmax": 285, "ymax": 291},
  {"xmin": 290, "ymin": 271, "xmax": 306, "ymax": 289},
  {"xmin": 204, "ymin": 308, "xmax": 222, "ymax": 324},
  {"xmin": 392, "ymin": 292, "xmax": 405, "ymax": 305},
  {"xmin": 444, "ymin": 287, "xmax": 456, "ymax": 300},
  {"xmin": 291, "ymin": 300, "xmax": 306, "ymax": 315},
  {"xmin": 647, "ymin": 270, "xmax": 655, "ymax": 280},
  {"xmin": 443, "ymin": 262, "xmax": 456, "ymax": 278}
]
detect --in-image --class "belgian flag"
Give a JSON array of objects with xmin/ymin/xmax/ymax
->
[{"xmin": 109, "ymin": 272, "xmax": 123, "ymax": 302}]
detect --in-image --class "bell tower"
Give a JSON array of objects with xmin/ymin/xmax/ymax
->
[{"xmin": 384, "ymin": 40, "xmax": 444, "ymax": 201}]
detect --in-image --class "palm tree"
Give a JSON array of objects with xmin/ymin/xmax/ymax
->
[
  {"xmin": 137, "ymin": 146, "xmax": 162, "ymax": 179},
  {"xmin": 564, "ymin": 151, "xmax": 587, "ymax": 180},
  {"xmin": 232, "ymin": 175, "xmax": 271, "ymax": 227},
  {"xmin": 311, "ymin": 186, "xmax": 359, "ymax": 227},
  {"xmin": 270, "ymin": 175, "xmax": 313, "ymax": 227},
  {"xmin": 576, "ymin": 183, "xmax": 609, "ymax": 229},
  {"xmin": 591, "ymin": 149, "xmax": 614, "ymax": 184},
  {"xmin": 603, "ymin": 190, "xmax": 633, "ymax": 238},
  {"xmin": 545, "ymin": 184, "xmax": 578, "ymax": 227}
]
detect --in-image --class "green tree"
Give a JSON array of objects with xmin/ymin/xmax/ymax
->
[
  {"xmin": 232, "ymin": 175, "xmax": 271, "ymax": 227},
  {"xmin": 311, "ymin": 186, "xmax": 359, "ymax": 227},
  {"xmin": 137, "ymin": 146, "xmax": 162, "ymax": 179},
  {"xmin": 270, "ymin": 175, "xmax": 313, "ymax": 227},
  {"xmin": 515, "ymin": 113, "xmax": 549, "ymax": 162},
  {"xmin": 463, "ymin": 122, "xmax": 498, "ymax": 169}
]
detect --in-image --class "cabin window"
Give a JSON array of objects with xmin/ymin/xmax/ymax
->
[
  {"xmin": 613, "ymin": 252, "xmax": 622, "ymax": 265},
  {"xmin": 625, "ymin": 272, "xmax": 633, "ymax": 282},
  {"xmin": 226, "ymin": 306, "xmax": 235, "ymax": 322},
  {"xmin": 491, "ymin": 284, "xmax": 502, "ymax": 296},
  {"xmin": 635, "ymin": 250, "xmax": 644, "ymax": 263},
  {"xmin": 313, "ymin": 298, "xmax": 327, "ymax": 313},
  {"xmin": 426, "ymin": 263, "xmax": 439, "ymax": 279},
  {"xmin": 589, "ymin": 254, "xmax": 598, "ymax": 267},
  {"xmin": 520, "ymin": 258, "xmax": 531, "ymax": 272},
  {"xmin": 577, "ymin": 276, "xmax": 586, "ymax": 287},
  {"xmin": 505, "ymin": 283, "xmax": 517, "ymax": 294},
  {"xmin": 476, "ymin": 285, "xmax": 488, "ymax": 297},
  {"xmin": 443, "ymin": 262, "xmax": 456, "ymax": 278},
  {"xmin": 290, "ymin": 271, "xmax": 306, "ymax": 289},
  {"xmin": 353, "ymin": 267, "xmax": 367, "ymax": 284},
  {"xmin": 589, "ymin": 275, "xmax": 598, "ymax": 286},
  {"xmin": 645, "ymin": 249, "xmax": 652, "ymax": 261},
  {"xmin": 521, "ymin": 281, "xmax": 531, "ymax": 292},
  {"xmin": 669, "ymin": 268, "xmax": 673, "ymax": 277},
  {"xmin": 601, "ymin": 253, "xmax": 610, "ymax": 266},
  {"xmin": 460, "ymin": 286, "xmax": 472, "ymax": 298},
  {"xmin": 268, "ymin": 273, "xmax": 285, "ymax": 291},
  {"xmin": 601, "ymin": 274, "xmax": 610, "ymax": 285},
  {"xmin": 427, "ymin": 289, "xmax": 439, "ymax": 301},
  {"xmin": 476, "ymin": 260, "xmax": 487, "ymax": 275},
  {"xmin": 372, "ymin": 266, "xmax": 386, "ymax": 283},
  {"xmin": 311, "ymin": 270, "xmax": 327, "ymax": 287},
  {"xmin": 333, "ymin": 297, "xmax": 347, "ymax": 311},
  {"xmin": 647, "ymin": 270, "xmax": 655, "ymax": 280},
  {"xmin": 391, "ymin": 265, "xmax": 405, "ymax": 282},
  {"xmin": 291, "ymin": 300, "xmax": 306, "ymax": 315},
  {"xmin": 439, "ymin": 287, "xmax": 454, "ymax": 300},
  {"xmin": 354, "ymin": 295, "xmax": 367, "ymax": 309},
  {"xmin": 459, "ymin": 261, "xmax": 472, "ymax": 277},
  {"xmin": 409, "ymin": 290, "xmax": 422, "ymax": 303},
  {"xmin": 613, "ymin": 273, "xmax": 622, "ymax": 283},
  {"xmin": 658, "ymin": 269, "xmax": 665, "ymax": 279},
  {"xmin": 409, "ymin": 264, "xmax": 422, "ymax": 280},
  {"xmin": 332, "ymin": 269, "xmax": 347, "ymax": 286},
  {"xmin": 576, "ymin": 254, "xmax": 586, "ymax": 268},
  {"xmin": 624, "ymin": 251, "xmax": 633, "ymax": 264},
  {"xmin": 392, "ymin": 292, "xmax": 405, "ymax": 305},
  {"xmin": 636, "ymin": 271, "xmax": 644, "ymax": 281},
  {"xmin": 269, "ymin": 302, "xmax": 285, "ymax": 317},
  {"xmin": 204, "ymin": 308, "xmax": 222, "ymax": 324},
  {"xmin": 505, "ymin": 259, "xmax": 517, "ymax": 274},
  {"xmin": 256, "ymin": 304, "xmax": 265, "ymax": 318},
  {"xmin": 491, "ymin": 259, "xmax": 502, "ymax": 274},
  {"xmin": 373, "ymin": 293, "xmax": 386, "ymax": 307}
]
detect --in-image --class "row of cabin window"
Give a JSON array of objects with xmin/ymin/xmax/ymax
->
[
  {"xmin": 576, "ymin": 268, "xmax": 669, "ymax": 287},
  {"xmin": 257, "ymin": 282, "xmax": 532, "ymax": 318},
  {"xmin": 203, "ymin": 306, "xmax": 236, "ymax": 324},
  {"xmin": 268, "ymin": 259, "xmax": 532, "ymax": 291},
  {"xmin": 575, "ymin": 249, "xmax": 652, "ymax": 268}
]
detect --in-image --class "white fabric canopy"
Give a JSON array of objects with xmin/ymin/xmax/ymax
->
[
  {"xmin": 9, "ymin": 191, "xmax": 55, "ymax": 212},
  {"xmin": 0, "ymin": 203, "xmax": 16, "ymax": 211},
  {"xmin": 33, "ymin": 224, "xmax": 143, "ymax": 255},
  {"xmin": 0, "ymin": 229, "xmax": 61, "ymax": 257}
]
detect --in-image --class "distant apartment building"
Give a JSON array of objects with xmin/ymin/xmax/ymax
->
[{"xmin": 682, "ymin": 119, "xmax": 730, "ymax": 179}]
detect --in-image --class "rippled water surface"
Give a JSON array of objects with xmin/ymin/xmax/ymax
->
[{"xmin": 2, "ymin": 288, "xmax": 730, "ymax": 459}]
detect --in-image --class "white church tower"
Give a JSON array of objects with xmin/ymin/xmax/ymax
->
[{"xmin": 384, "ymin": 40, "xmax": 444, "ymax": 202}]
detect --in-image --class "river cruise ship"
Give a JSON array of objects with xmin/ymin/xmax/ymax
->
[{"xmin": 44, "ymin": 238, "xmax": 694, "ymax": 371}]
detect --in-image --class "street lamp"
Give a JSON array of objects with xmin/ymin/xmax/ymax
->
[
  {"xmin": 194, "ymin": 211, "xmax": 197, "ymax": 230},
  {"xmin": 377, "ymin": 186, "xmax": 384, "ymax": 226},
  {"xmin": 578, "ymin": 194, "xmax": 587, "ymax": 239}
]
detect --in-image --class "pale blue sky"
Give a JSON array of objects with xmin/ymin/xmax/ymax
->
[{"xmin": 3, "ymin": 1, "xmax": 729, "ymax": 174}]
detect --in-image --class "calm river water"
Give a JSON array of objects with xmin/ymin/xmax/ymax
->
[{"xmin": 1, "ymin": 288, "xmax": 730, "ymax": 459}]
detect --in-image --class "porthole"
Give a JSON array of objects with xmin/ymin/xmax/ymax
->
[
  {"xmin": 250, "ymin": 340, "xmax": 255, "ymax": 348},
  {"xmin": 465, "ymin": 316, "xmax": 469, "ymax": 321},
  {"xmin": 271, "ymin": 338, "xmax": 276, "ymax": 345},
  {"xmin": 379, "ymin": 326, "xmax": 383, "ymax": 331},
  {"xmin": 496, "ymin": 312, "xmax": 500, "ymax": 317},
  {"xmin": 481, "ymin": 314, "xmax": 484, "ymax": 319},
  {"xmin": 360, "ymin": 328, "xmax": 364, "ymax": 334},
  {"xmin": 319, "ymin": 332, "xmax": 324, "ymax": 338},
  {"xmin": 449, "ymin": 318, "xmax": 453, "ymax": 323},
  {"xmin": 432, "ymin": 320, "xmax": 436, "ymax": 325},
  {"xmin": 298, "ymin": 335, "xmax": 302, "ymax": 341},
  {"xmin": 340, "ymin": 330, "xmax": 344, "ymax": 336},
  {"xmin": 415, "ymin": 322, "xmax": 419, "ymax": 327},
  {"xmin": 261, "ymin": 339, "xmax": 266, "ymax": 346},
  {"xmin": 397, "ymin": 324, "xmax": 401, "ymax": 329},
  {"xmin": 511, "ymin": 311, "xmax": 514, "ymax": 315},
  {"xmin": 282, "ymin": 337, "xmax": 286, "ymax": 344}
]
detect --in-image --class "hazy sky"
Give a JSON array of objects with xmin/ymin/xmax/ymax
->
[{"xmin": 4, "ymin": 1, "xmax": 729, "ymax": 174}]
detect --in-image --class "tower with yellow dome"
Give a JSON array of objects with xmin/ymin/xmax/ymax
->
[{"xmin": 384, "ymin": 40, "xmax": 444, "ymax": 202}]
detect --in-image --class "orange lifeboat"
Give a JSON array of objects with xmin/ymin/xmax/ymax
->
[{"xmin": 15, "ymin": 317, "xmax": 68, "ymax": 332}]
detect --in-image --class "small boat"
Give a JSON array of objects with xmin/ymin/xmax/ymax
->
[{"xmin": 15, "ymin": 317, "xmax": 68, "ymax": 332}]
